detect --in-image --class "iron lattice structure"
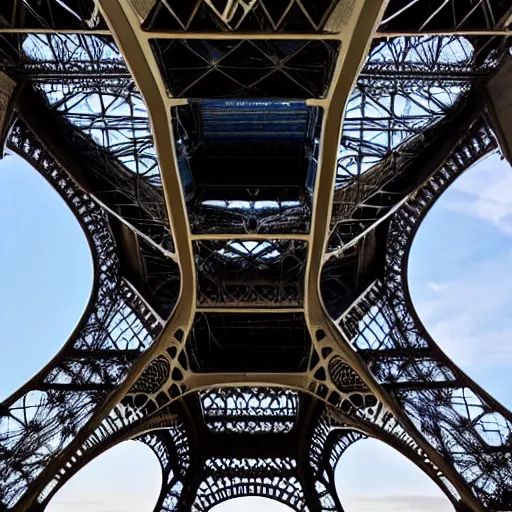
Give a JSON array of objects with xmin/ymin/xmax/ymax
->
[{"xmin": 0, "ymin": 1, "xmax": 512, "ymax": 511}]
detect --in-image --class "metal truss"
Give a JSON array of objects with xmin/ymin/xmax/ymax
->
[
  {"xmin": 0, "ymin": 119, "xmax": 165, "ymax": 508},
  {"xmin": 0, "ymin": 1, "xmax": 511, "ymax": 511},
  {"xmin": 337, "ymin": 117, "xmax": 512, "ymax": 509},
  {"xmin": 194, "ymin": 239, "xmax": 308, "ymax": 307}
]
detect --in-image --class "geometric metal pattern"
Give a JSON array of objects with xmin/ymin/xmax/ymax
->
[
  {"xmin": 0, "ymin": 119, "xmax": 163, "ymax": 508},
  {"xmin": 200, "ymin": 388, "xmax": 299, "ymax": 434},
  {"xmin": 195, "ymin": 239, "xmax": 307, "ymax": 306},
  {"xmin": 152, "ymin": 40, "xmax": 340, "ymax": 99},
  {"xmin": 0, "ymin": 1, "xmax": 511, "ymax": 511},
  {"xmin": 142, "ymin": 1, "xmax": 344, "ymax": 33}
]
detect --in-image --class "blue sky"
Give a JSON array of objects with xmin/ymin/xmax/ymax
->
[{"xmin": 1, "ymin": 150, "xmax": 510, "ymax": 511}]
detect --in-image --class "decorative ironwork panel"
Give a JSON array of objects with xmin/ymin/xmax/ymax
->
[
  {"xmin": 139, "ymin": 425, "xmax": 191, "ymax": 512},
  {"xmin": 195, "ymin": 457, "xmax": 305, "ymax": 512},
  {"xmin": 1, "ymin": 33, "xmax": 173, "ymax": 252},
  {"xmin": 308, "ymin": 416, "xmax": 365, "ymax": 512},
  {"xmin": 190, "ymin": 194, "xmax": 312, "ymax": 235},
  {"xmin": 336, "ymin": 35, "xmax": 502, "ymax": 187},
  {"xmin": 200, "ymin": 388, "xmax": 300, "ymax": 434},
  {"xmin": 152, "ymin": 39, "xmax": 340, "ymax": 99},
  {"xmin": 339, "ymin": 119, "xmax": 512, "ymax": 508},
  {"xmin": 23, "ymin": 34, "xmax": 160, "ymax": 182},
  {"xmin": 195, "ymin": 239, "xmax": 307, "ymax": 307},
  {"xmin": 326, "ymin": 34, "xmax": 508, "ymax": 259}
]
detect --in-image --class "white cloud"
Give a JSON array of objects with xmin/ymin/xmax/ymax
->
[
  {"xmin": 409, "ymin": 152, "xmax": 512, "ymax": 369},
  {"xmin": 441, "ymin": 152, "xmax": 512, "ymax": 236},
  {"xmin": 426, "ymin": 281, "xmax": 446, "ymax": 293},
  {"xmin": 413, "ymin": 251, "xmax": 512, "ymax": 367}
]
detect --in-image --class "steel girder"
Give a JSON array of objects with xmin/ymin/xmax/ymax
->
[{"xmin": 0, "ymin": 1, "xmax": 511, "ymax": 511}]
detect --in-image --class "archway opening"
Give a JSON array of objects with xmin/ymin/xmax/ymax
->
[
  {"xmin": 46, "ymin": 440, "xmax": 162, "ymax": 512},
  {"xmin": 409, "ymin": 151, "xmax": 512, "ymax": 409},
  {"xmin": 335, "ymin": 438, "xmax": 454, "ymax": 512},
  {"xmin": 0, "ymin": 154, "xmax": 93, "ymax": 401},
  {"xmin": 211, "ymin": 497, "xmax": 294, "ymax": 512}
]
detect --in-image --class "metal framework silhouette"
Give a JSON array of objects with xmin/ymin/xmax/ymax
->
[{"xmin": 0, "ymin": 1, "xmax": 511, "ymax": 511}]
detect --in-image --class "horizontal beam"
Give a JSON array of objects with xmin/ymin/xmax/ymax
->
[
  {"xmin": 65, "ymin": 349, "xmax": 143, "ymax": 359},
  {"xmin": 360, "ymin": 348, "xmax": 434, "ymax": 359},
  {"xmin": 185, "ymin": 372, "xmax": 309, "ymax": 390},
  {"xmin": 195, "ymin": 307, "xmax": 304, "ymax": 314},
  {"xmin": 204, "ymin": 415, "xmax": 297, "ymax": 423},
  {"xmin": 376, "ymin": 29, "xmax": 511, "ymax": 37},
  {"xmin": 191, "ymin": 233, "xmax": 310, "ymax": 241},
  {"xmin": 0, "ymin": 28, "xmax": 509, "ymax": 37}
]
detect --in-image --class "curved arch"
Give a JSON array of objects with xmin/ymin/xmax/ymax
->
[
  {"xmin": 1, "ymin": 129, "xmax": 106, "ymax": 408},
  {"xmin": 0, "ymin": 153, "xmax": 93, "ymax": 400},
  {"xmin": 381, "ymin": 119, "xmax": 512, "ymax": 507},
  {"xmin": 333, "ymin": 116, "xmax": 512, "ymax": 509},
  {"xmin": 408, "ymin": 150, "xmax": 512, "ymax": 407},
  {"xmin": 399, "ymin": 145, "xmax": 511, "ymax": 420},
  {"xmin": 210, "ymin": 497, "xmax": 294, "ymax": 512},
  {"xmin": 34, "ymin": 410, "xmax": 181, "ymax": 509},
  {"xmin": 39, "ymin": 413, "xmax": 303, "ymax": 512},
  {"xmin": 46, "ymin": 440, "xmax": 162, "ymax": 512},
  {"xmin": 0, "ymin": 120, "xmax": 163, "ymax": 510},
  {"xmin": 322, "ymin": 411, "xmax": 461, "ymax": 509},
  {"xmin": 197, "ymin": 481, "xmax": 303, "ymax": 512},
  {"xmin": 193, "ymin": 459, "xmax": 306, "ymax": 512},
  {"xmin": 26, "ymin": 383, "xmax": 466, "ymax": 512},
  {"xmin": 310, "ymin": 411, "xmax": 460, "ymax": 511},
  {"xmin": 335, "ymin": 437, "xmax": 455, "ymax": 512}
]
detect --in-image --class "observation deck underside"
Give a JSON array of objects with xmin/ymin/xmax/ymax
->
[{"xmin": 0, "ymin": 1, "xmax": 512, "ymax": 511}]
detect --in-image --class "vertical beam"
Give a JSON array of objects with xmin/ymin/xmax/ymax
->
[
  {"xmin": 96, "ymin": 0, "xmax": 196, "ymax": 330},
  {"xmin": 303, "ymin": 2, "xmax": 484, "ymax": 511},
  {"xmin": 305, "ymin": 0, "xmax": 389, "ymax": 326},
  {"xmin": 304, "ymin": 1, "xmax": 391, "ymax": 396},
  {"xmin": 487, "ymin": 56, "xmax": 512, "ymax": 163}
]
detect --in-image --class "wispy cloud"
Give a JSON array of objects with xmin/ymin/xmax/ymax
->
[
  {"xmin": 440, "ymin": 152, "xmax": 512, "ymax": 236},
  {"xmin": 410, "ymin": 152, "xmax": 512, "ymax": 368},
  {"xmin": 414, "ymin": 250, "xmax": 512, "ymax": 367}
]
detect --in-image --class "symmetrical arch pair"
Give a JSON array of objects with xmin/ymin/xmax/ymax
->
[{"xmin": 0, "ymin": 1, "xmax": 512, "ymax": 511}]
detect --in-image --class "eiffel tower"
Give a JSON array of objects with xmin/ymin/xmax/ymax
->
[{"xmin": 1, "ymin": 1, "xmax": 512, "ymax": 511}]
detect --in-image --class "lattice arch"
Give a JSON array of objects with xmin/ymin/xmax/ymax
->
[
  {"xmin": 334, "ymin": 436, "xmax": 456, "ymax": 512},
  {"xmin": 210, "ymin": 497, "xmax": 295, "ymax": 512},
  {"xmin": 45, "ymin": 439, "xmax": 163, "ymax": 512},
  {"xmin": 1, "ymin": 1, "xmax": 512, "ymax": 511}
]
